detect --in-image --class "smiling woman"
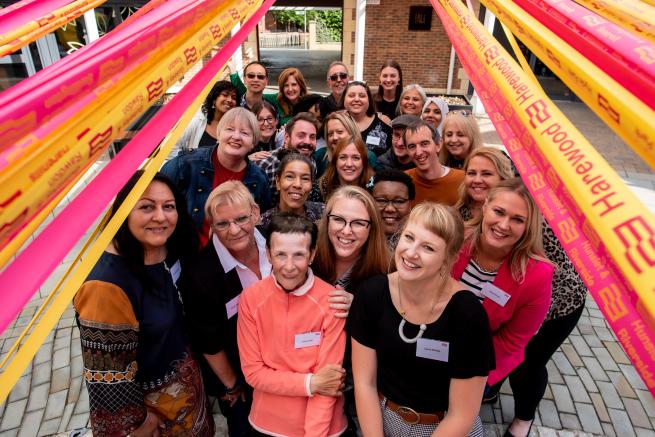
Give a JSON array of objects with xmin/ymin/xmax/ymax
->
[{"xmin": 74, "ymin": 172, "xmax": 213, "ymax": 436}]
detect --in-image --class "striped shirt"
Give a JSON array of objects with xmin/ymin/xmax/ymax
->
[{"xmin": 460, "ymin": 259, "xmax": 498, "ymax": 299}]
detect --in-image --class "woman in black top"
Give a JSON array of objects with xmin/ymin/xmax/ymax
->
[
  {"xmin": 339, "ymin": 81, "xmax": 392, "ymax": 157},
  {"xmin": 374, "ymin": 60, "xmax": 403, "ymax": 120},
  {"xmin": 349, "ymin": 202, "xmax": 494, "ymax": 436}
]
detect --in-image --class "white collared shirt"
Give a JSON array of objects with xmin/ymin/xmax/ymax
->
[{"xmin": 212, "ymin": 228, "xmax": 272, "ymax": 289}]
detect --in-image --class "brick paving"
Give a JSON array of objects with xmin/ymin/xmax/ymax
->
[{"xmin": 1, "ymin": 101, "xmax": 654, "ymax": 436}]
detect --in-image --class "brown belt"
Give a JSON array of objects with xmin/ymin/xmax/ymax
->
[{"xmin": 379, "ymin": 393, "xmax": 445, "ymax": 425}]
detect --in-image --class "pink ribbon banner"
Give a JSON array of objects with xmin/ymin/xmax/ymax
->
[
  {"xmin": 515, "ymin": 0, "xmax": 655, "ymax": 111},
  {"xmin": 0, "ymin": 0, "xmax": 276, "ymax": 337},
  {"xmin": 431, "ymin": 0, "xmax": 655, "ymax": 396},
  {"xmin": 0, "ymin": 0, "xmax": 73, "ymax": 35}
]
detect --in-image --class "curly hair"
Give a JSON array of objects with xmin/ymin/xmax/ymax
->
[{"xmin": 202, "ymin": 80, "xmax": 237, "ymax": 122}]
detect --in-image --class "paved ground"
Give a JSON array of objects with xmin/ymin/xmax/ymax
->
[{"xmin": 0, "ymin": 99, "xmax": 654, "ymax": 437}]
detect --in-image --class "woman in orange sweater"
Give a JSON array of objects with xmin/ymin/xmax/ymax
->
[{"xmin": 237, "ymin": 212, "xmax": 348, "ymax": 437}]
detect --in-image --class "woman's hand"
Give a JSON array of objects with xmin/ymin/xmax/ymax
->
[
  {"xmin": 328, "ymin": 289, "xmax": 354, "ymax": 318},
  {"xmin": 130, "ymin": 411, "xmax": 162, "ymax": 437},
  {"xmin": 249, "ymin": 150, "xmax": 272, "ymax": 161},
  {"xmin": 310, "ymin": 364, "xmax": 346, "ymax": 397},
  {"xmin": 222, "ymin": 383, "xmax": 247, "ymax": 407}
]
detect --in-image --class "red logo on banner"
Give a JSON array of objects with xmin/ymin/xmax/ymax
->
[
  {"xmin": 484, "ymin": 46, "xmax": 499, "ymax": 64},
  {"xmin": 146, "ymin": 78, "xmax": 164, "ymax": 101},
  {"xmin": 525, "ymin": 99, "xmax": 551, "ymax": 128},
  {"xmin": 229, "ymin": 8, "xmax": 240, "ymax": 20},
  {"xmin": 184, "ymin": 47, "xmax": 198, "ymax": 65},
  {"xmin": 210, "ymin": 24, "xmax": 223, "ymax": 40},
  {"xmin": 0, "ymin": 190, "xmax": 22, "ymax": 212},
  {"xmin": 527, "ymin": 173, "xmax": 546, "ymax": 191},
  {"xmin": 598, "ymin": 283, "xmax": 629, "ymax": 322},
  {"xmin": 88, "ymin": 127, "xmax": 113, "ymax": 157},
  {"xmin": 613, "ymin": 216, "xmax": 655, "ymax": 274},
  {"xmin": 598, "ymin": 94, "xmax": 621, "ymax": 124}
]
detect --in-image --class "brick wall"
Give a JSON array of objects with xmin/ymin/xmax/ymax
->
[{"xmin": 362, "ymin": 0, "xmax": 470, "ymax": 94}]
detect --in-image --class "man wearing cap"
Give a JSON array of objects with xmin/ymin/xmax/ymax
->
[{"xmin": 376, "ymin": 114, "xmax": 419, "ymax": 171}]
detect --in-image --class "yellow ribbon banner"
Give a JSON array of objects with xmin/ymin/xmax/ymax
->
[
  {"xmin": 432, "ymin": 0, "xmax": 655, "ymax": 393},
  {"xmin": 573, "ymin": 0, "xmax": 655, "ymax": 44},
  {"xmin": 0, "ymin": 0, "xmax": 259, "ymax": 251},
  {"xmin": 483, "ymin": 0, "xmax": 655, "ymax": 171}
]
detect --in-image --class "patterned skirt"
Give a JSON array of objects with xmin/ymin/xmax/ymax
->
[
  {"xmin": 380, "ymin": 397, "xmax": 484, "ymax": 437},
  {"xmin": 143, "ymin": 356, "xmax": 214, "ymax": 437}
]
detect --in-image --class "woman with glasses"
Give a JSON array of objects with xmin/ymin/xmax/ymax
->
[
  {"xmin": 421, "ymin": 96, "xmax": 450, "ymax": 135},
  {"xmin": 374, "ymin": 60, "xmax": 404, "ymax": 120},
  {"xmin": 75, "ymin": 171, "xmax": 214, "ymax": 436},
  {"xmin": 260, "ymin": 152, "xmax": 325, "ymax": 228},
  {"xmin": 171, "ymin": 80, "xmax": 237, "ymax": 157},
  {"xmin": 455, "ymin": 150, "xmax": 587, "ymax": 437},
  {"xmin": 181, "ymin": 180, "xmax": 268, "ymax": 437},
  {"xmin": 276, "ymin": 67, "xmax": 309, "ymax": 126},
  {"xmin": 313, "ymin": 136, "xmax": 375, "ymax": 203},
  {"xmin": 339, "ymin": 81, "xmax": 392, "ymax": 157},
  {"xmin": 349, "ymin": 203, "xmax": 493, "ymax": 437},
  {"xmin": 249, "ymin": 101, "xmax": 282, "ymax": 162},
  {"xmin": 314, "ymin": 185, "xmax": 391, "ymax": 435},
  {"xmin": 397, "ymin": 84, "xmax": 427, "ymax": 117},
  {"xmin": 368, "ymin": 169, "xmax": 416, "ymax": 250},
  {"xmin": 440, "ymin": 111, "xmax": 482, "ymax": 169},
  {"xmin": 161, "ymin": 107, "xmax": 271, "ymax": 247}
]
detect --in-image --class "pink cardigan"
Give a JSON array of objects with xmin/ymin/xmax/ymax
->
[
  {"xmin": 237, "ymin": 273, "xmax": 347, "ymax": 437},
  {"xmin": 452, "ymin": 243, "xmax": 554, "ymax": 386}
]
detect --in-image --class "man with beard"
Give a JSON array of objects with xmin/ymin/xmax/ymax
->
[
  {"xmin": 319, "ymin": 62, "xmax": 350, "ymax": 119},
  {"xmin": 256, "ymin": 112, "xmax": 319, "ymax": 197}
]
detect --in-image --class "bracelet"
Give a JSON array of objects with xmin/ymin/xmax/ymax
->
[{"xmin": 225, "ymin": 379, "xmax": 242, "ymax": 394}]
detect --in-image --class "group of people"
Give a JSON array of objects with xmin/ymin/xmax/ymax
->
[{"xmin": 74, "ymin": 59, "xmax": 588, "ymax": 437}]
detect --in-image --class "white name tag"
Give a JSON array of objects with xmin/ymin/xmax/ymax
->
[
  {"xmin": 295, "ymin": 332, "xmax": 321, "ymax": 349},
  {"xmin": 416, "ymin": 338, "xmax": 449, "ymax": 362},
  {"xmin": 169, "ymin": 260, "xmax": 181, "ymax": 284},
  {"xmin": 366, "ymin": 135, "xmax": 381, "ymax": 146},
  {"xmin": 481, "ymin": 282, "xmax": 511, "ymax": 307},
  {"xmin": 225, "ymin": 294, "xmax": 241, "ymax": 319}
]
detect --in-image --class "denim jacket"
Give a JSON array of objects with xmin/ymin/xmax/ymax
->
[{"xmin": 161, "ymin": 146, "xmax": 271, "ymax": 229}]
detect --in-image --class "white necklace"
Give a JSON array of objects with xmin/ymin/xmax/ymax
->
[{"xmin": 397, "ymin": 276, "xmax": 429, "ymax": 344}]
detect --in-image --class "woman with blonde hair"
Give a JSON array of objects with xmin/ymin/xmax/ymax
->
[
  {"xmin": 350, "ymin": 202, "xmax": 493, "ymax": 436},
  {"xmin": 452, "ymin": 179, "xmax": 555, "ymax": 433},
  {"xmin": 440, "ymin": 111, "xmax": 483, "ymax": 169},
  {"xmin": 455, "ymin": 146, "xmax": 514, "ymax": 220},
  {"xmin": 313, "ymin": 136, "xmax": 375, "ymax": 203},
  {"xmin": 314, "ymin": 110, "xmax": 367, "ymax": 178},
  {"xmin": 276, "ymin": 67, "xmax": 308, "ymax": 126},
  {"xmin": 455, "ymin": 156, "xmax": 587, "ymax": 437}
]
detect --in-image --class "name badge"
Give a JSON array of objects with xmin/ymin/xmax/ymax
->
[
  {"xmin": 225, "ymin": 294, "xmax": 241, "ymax": 319},
  {"xmin": 295, "ymin": 332, "xmax": 321, "ymax": 349},
  {"xmin": 366, "ymin": 135, "xmax": 381, "ymax": 146},
  {"xmin": 416, "ymin": 338, "xmax": 449, "ymax": 362},
  {"xmin": 169, "ymin": 260, "xmax": 181, "ymax": 284},
  {"xmin": 481, "ymin": 282, "xmax": 511, "ymax": 307}
]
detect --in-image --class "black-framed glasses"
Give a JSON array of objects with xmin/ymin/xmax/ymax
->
[
  {"xmin": 257, "ymin": 116, "xmax": 276, "ymax": 125},
  {"xmin": 374, "ymin": 198, "xmax": 410, "ymax": 209},
  {"xmin": 329, "ymin": 72, "xmax": 349, "ymax": 81},
  {"xmin": 328, "ymin": 214, "xmax": 371, "ymax": 231},
  {"xmin": 246, "ymin": 73, "xmax": 267, "ymax": 80},
  {"xmin": 394, "ymin": 143, "xmax": 416, "ymax": 151},
  {"xmin": 213, "ymin": 214, "xmax": 252, "ymax": 231}
]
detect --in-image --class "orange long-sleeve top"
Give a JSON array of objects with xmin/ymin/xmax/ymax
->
[{"xmin": 237, "ymin": 272, "xmax": 348, "ymax": 437}]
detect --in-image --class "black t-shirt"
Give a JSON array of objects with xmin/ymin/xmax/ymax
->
[
  {"xmin": 320, "ymin": 94, "xmax": 339, "ymax": 119},
  {"xmin": 348, "ymin": 275, "xmax": 495, "ymax": 412},
  {"xmin": 375, "ymin": 97, "xmax": 399, "ymax": 120},
  {"xmin": 198, "ymin": 129, "xmax": 217, "ymax": 149},
  {"xmin": 361, "ymin": 115, "xmax": 392, "ymax": 156}
]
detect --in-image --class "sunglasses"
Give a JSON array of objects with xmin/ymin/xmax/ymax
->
[
  {"xmin": 246, "ymin": 73, "xmax": 267, "ymax": 80},
  {"xmin": 329, "ymin": 72, "xmax": 349, "ymax": 81}
]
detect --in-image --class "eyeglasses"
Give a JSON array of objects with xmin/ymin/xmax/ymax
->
[
  {"xmin": 246, "ymin": 73, "xmax": 267, "ymax": 80},
  {"xmin": 374, "ymin": 198, "xmax": 410, "ymax": 208},
  {"xmin": 329, "ymin": 72, "xmax": 349, "ymax": 81},
  {"xmin": 213, "ymin": 214, "xmax": 252, "ymax": 231},
  {"xmin": 257, "ymin": 116, "xmax": 276, "ymax": 125},
  {"xmin": 328, "ymin": 214, "xmax": 371, "ymax": 231},
  {"xmin": 394, "ymin": 143, "xmax": 416, "ymax": 151}
]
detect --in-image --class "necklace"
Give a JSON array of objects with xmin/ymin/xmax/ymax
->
[
  {"xmin": 397, "ymin": 276, "xmax": 436, "ymax": 344},
  {"xmin": 473, "ymin": 254, "xmax": 502, "ymax": 274}
]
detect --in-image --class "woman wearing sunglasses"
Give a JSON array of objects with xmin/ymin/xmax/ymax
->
[{"xmin": 339, "ymin": 81, "xmax": 392, "ymax": 157}]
